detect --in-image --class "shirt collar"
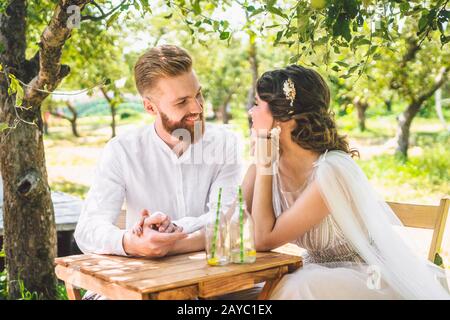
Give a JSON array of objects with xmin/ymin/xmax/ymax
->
[{"xmin": 148, "ymin": 122, "xmax": 196, "ymax": 164}]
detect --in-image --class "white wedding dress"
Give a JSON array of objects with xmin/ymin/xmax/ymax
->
[{"xmin": 268, "ymin": 150, "xmax": 450, "ymax": 300}]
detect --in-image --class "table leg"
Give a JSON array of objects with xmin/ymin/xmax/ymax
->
[
  {"xmin": 257, "ymin": 278, "xmax": 282, "ymax": 300},
  {"xmin": 65, "ymin": 282, "xmax": 82, "ymax": 300}
]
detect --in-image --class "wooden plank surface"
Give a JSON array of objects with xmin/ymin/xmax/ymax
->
[
  {"xmin": 55, "ymin": 250, "xmax": 302, "ymax": 296},
  {"xmin": 387, "ymin": 201, "xmax": 439, "ymax": 229},
  {"xmin": 55, "ymin": 265, "xmax": 144, "ymax": 300},
  {"xmin": 0, "ymin": 190, "xmax": 82, "ymax": 235}
]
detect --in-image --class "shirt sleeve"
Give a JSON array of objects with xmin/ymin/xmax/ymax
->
[
  {"xmin": 172, "ymin": 131, "xmax": 243, "ymax": 234},
  {"xmin": 74, "ymin": 139, "xmax": 128, "ymax": 256}
]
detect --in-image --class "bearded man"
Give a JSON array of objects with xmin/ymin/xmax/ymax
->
[{"xmin": 74, "ymin": 45, "xmax": 242, "ymax": 259}]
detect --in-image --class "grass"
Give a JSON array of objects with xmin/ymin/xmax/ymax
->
[
  {"xmin": 50, "ymin": 180, "xmax": 90, "ymax": 199},
  {"xmin": 357, "ymin": 143, "xmax": 450, "ymax": 203}
]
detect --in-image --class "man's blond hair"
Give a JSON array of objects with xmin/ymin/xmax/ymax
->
[{"xmin": 134, "ymin": 45, "xmax": 193, "ymax": 96}]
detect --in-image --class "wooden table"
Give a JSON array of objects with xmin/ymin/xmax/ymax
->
[{"xmin": 55, "ymin": 250, "xmax": 302, "ymax": 300}]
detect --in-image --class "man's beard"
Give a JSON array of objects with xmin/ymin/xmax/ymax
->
[{"xmin": 159, "ymin": 110, "xmax": 205, "ymax": 144}]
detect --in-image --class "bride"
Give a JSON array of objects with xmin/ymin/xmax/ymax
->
[{"xmin": 242, "ymin": 64, "xmax": 450, "ymax": 299}]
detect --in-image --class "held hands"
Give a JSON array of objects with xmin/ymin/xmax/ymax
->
[
  {"xmin": 123, "ymin": 209, "xmax": 187, "ymax": 257},
  {"xmin": 132, "ymin": 209, "xmax": 183, "ymax": 235}
]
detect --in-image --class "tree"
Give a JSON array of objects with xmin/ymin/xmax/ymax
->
[
  {"xmin": 0, "ymin": 0, "xmax": 91, "ymax": 299},
  {"xmin": 43, "ymin": 99, "xmax": 80, "ymax": 137},
  {"xmin": 0, "ymin": 0, "xmax": 148, "ymax": 300},
  {"xmin": 100, "ymin": 84, "xmax": 123, "ymax": 138},
  {"xmin": 386, "ymin": 34, "xmax": 449, "ymax": 158}
]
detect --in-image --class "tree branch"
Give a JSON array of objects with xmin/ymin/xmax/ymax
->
[
  {"xmin": 416, "ymin": 67, "xmax": 448, "ymax": 105},
  {"xmin": 24, "ymin": 0, "xmax": 91, "ymax": 107},
  {"xmin": 100, "ymin": 86, "xmax": 112, "ymax": 103},
  {"xmin": 81, "ymin": 0, "xmax": 126, "ymax": 21},
  {"xmin": 90, "ymin": 0, "xmax": 105, "ymax": 16}
]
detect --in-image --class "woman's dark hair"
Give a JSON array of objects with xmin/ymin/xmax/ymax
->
[{"xmin": 256, "ymin": 64, "xmax": 358, "ymax": 157}]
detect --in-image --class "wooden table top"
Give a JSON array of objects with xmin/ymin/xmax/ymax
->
[{"xmin": 55, "ymin": 250, "xmax": 302, "ymax": 298}]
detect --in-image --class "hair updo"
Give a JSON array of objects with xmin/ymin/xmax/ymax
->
[{"xmin": 256, "ymin": 65, "xmax": 358, "ymax": 157}]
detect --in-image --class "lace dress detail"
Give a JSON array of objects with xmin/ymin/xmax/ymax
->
[{"xmin": 272, "ymin": 151, "xmax": 365, "ymax": 266}]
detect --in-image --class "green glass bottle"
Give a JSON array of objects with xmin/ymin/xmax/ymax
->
[
  {"xmin": 205, "ymin": 188, "xmax": 230, "ymax": 266},
  {"xmin": 229, "ymin": 186, "xmax": 256, "ymax": 264}
]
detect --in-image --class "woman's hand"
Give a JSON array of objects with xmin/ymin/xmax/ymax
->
[{"xmin": 249, "ymin": 95, "xmax": 274, "ymax": 135}]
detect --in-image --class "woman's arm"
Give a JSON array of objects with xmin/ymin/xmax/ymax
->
[
  {"xmin": 241, "ymin": 164, "xmax": 256, "ymax": 213},
  {"xmin": 252, "ymin": 171, "xmax": 330, "ymax": 251},
  {"xmin": 168, "ymin": 229, "xmax": 205, "ymax": 255}
]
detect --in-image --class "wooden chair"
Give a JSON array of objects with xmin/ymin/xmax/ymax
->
[{"xmin": 387, "ymin": 196, "xmax": 450, "ymax": 263}]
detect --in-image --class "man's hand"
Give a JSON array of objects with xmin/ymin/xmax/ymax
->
[
  {"xmin": 132, "ymin": 210, "xmax": 183, "ymax": 236},
  {"xmin": 123, "ymin": 211, "xmax": 187, "ymax": 257}
]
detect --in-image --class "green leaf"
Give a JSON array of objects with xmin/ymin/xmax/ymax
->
[
  {"xmin": 274, "ymin": 30, "xmax": 284, "ymax": 45},
  {"xmin": 336, "ymin": 61, "xmax": 349, "ymax": 67},
  {"xmin": 249, "ymin": 8, "xmax": 264, "ymax": 18},
  {"xmin": 434, "ymin": 252, "xmax": 444, "ymax": 267},
  {"xmin": 219, "ymin": 31, "xmax": 230, "ymax": 40},
  {"xmin": 368, "ymin": 45, "xmax": 378, "ymax": 55},
  {"xmin": 333, "ymin": 14, "xmax": 352, "ymax": 42},
  {"xmin": 418, "ymin": 12, "xmax": 429, "ymax": 33},
  {"xmin": 440, "ymin": 34, "xmax": 450, "ymax": 45},
  {"xmin": 289, "ymin": 54, "xmax": 301, "ymax": 63},
  {"xmin": 220, "ymin": 20, "xmax": 229, "ymax": 30},
  {"xmin": 346, "ymin": 64, "xmax": 360, "ymax": 75},
  {"xmin": 192, "ymin": 0, "xmax": 201, "ymax": 15},
  {"xmin": 106, "ymin": 11, "xmax": 120, "ymax": 28},
  {"xmin": 357, "ymin": 38, "xmax": 372, "ymax": 46},
  {"xmin": 0, "ymin": 122, "xmax": 8, "ymax": 132},
  {"xmin": 372, "ymin": 53, "xmax": 382, "ymax": 60},
  {"xmin": 139, "ymin": 0, "xmax": 150, "ymax": 11},
  {"xmin": 213, "ymin": 20, "xmax": 220, "ymax": 31},
  {"xmin": 15, "ymin": 82, "xmax": 24, "ymax": 107},
  {"xmin": 267, "ymin": 6, "xmax": 288, "ymax": 19},
  {"xmin": 399, "ymin": 2, "xmax": 410, "ymax": 14}
]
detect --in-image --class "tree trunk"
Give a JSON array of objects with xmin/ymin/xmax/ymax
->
[
  {"xmin": 353, "ymin": 96, "xmax": 369, "ymax": 132},
  {"xmin": 384, "ymin": 99, "xmax": 392, "ymax": 113},
  {"xmin": 66, "ymin": 102, "xmax": 79, "ymax": 137},
  {"xmin": 0, "ymin": 0, "xmax": 57, "ymax": 300},
  {"xmin": 49, "ymin": 101, "xmax": 79, "ymax": 137},
  {"xmin": 43, "ymin": 114, "xmax": 49, "ymax": 135},
  {"xmin": 0, "ymin": 100, "xmax": 57, "ymax": 300},
  {"xmin": 395, "ymin": 67, "xmax": 448, "ymax": 158},
  {"xmin": 111, "ymin": 104, "xmax": 116, "ymax": 138},
  {"xmin": 1, "ymin": 0, "xmax": 89, "ymax": 299},
  {"xmin": 219, "ymin": 91, "xmax": 234, "ymax": 124},
  {"xmin": 100, "ymin": 87, "xmax": 116, "ymax": 138},
  {"xmin": 395, "ymin": 101, "xmax": 421, "ymax": 158}
]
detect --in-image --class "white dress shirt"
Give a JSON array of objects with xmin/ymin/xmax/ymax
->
[{"xmin": 74, "ymin": 122, "xmax": 243, "ymax": 256}]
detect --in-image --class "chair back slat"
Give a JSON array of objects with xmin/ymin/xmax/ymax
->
[
  {"xmin": 387, "ymin": 197, "xmax": 450, "ymax": 263},
  {"xmin": 387, "ymin": 202, "xmax": 439, "ymax": 229}
]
